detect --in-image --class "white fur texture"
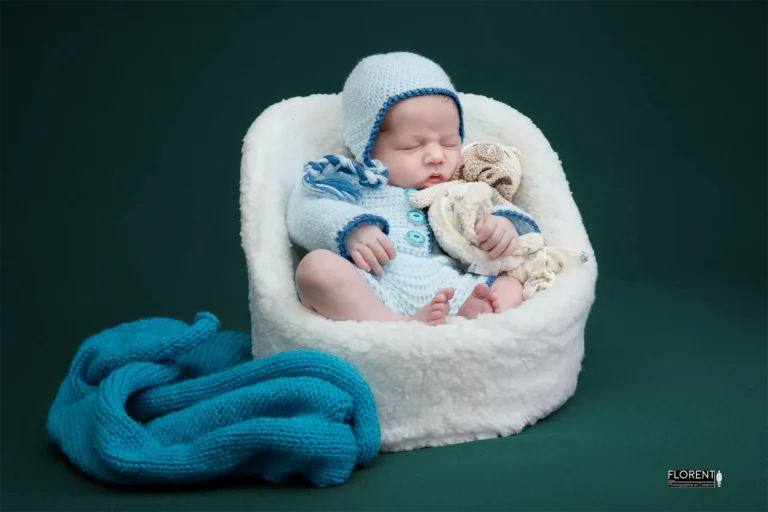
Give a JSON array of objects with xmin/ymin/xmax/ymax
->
[{"xmin": 239, "ymin": 93, "xmax": 598, "ymax": 452}]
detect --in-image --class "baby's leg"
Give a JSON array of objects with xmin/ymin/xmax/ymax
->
[
  {"xmin": 296, "ymin": 249, "xmax": 454, "ymax": 325},
  {"xmin": 488, "ymin": 275, "xmax": 525, "ymax": 313}
]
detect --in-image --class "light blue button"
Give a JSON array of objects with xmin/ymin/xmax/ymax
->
[
  {"xmin": 407, "ymin": 209, "xmax": 426, "ymax": 224},
  {"xmin": 404, "ymin": 188, "xmax": 417, "ymax": 199},
  {"xmin": 406, "ymin": 230, "xmax": 426, "ymax": 245}
]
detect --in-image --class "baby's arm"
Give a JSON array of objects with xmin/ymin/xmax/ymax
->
[
  {"xmin": 490, "ymin": 203, "xmax": 541, "ymax": 236},
  {"xmin": 287, "ymin": 179, "xmax": 389, "ymax": 261}
]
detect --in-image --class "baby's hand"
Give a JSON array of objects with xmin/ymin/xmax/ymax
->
[
  {"xmin": 347, "ymin": 224, "xmax": 397, "ymax": 276},
  {"xmin": 475, "ymin": 215, "xmax": 519, "ymax": 259}
]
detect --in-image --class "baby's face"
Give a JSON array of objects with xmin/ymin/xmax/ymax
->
[{"xmin": 370, "ymin": 95, "xmax": 462, "ymax": 189}]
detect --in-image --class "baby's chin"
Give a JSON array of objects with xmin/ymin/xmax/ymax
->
[
  {"xmin": 385, "ymin": 172, "xmax": 421, "ymax": 189},
  {"xmin": 388, "ymin": 178, "xmax": 441, "ymax": 190}
]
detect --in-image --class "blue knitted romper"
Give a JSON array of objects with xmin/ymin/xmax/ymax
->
[{"xmin": 287, "ymin": 176, "xmax": 495, "ymax": 317}]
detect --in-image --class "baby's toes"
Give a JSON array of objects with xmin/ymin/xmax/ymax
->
[
  {"xmin": 433, "ymin": 302, "xmax": 450, "ymax": 315},
  {"xmin": 427, "ymin": 310, "xmax": 446, "ymax": 325},
  {"xmin": 433, "ymin": 290, "xmax": 451, "ymax": 305},
  {"xmin": 428, "ymin": 309, "xmax": 444, "ymax": 320},
  {"xmin": 438, "ymin": 288, "xmax": 455, "ymax": 302}
]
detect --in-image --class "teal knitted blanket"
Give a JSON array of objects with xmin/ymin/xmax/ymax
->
[{"xmin": 46, "ymin": 312, "xmax": 380, "ymax": 487}]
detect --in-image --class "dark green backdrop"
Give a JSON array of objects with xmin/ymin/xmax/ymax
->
[{"xmin": 2, "ymin": 1, "xmax": 766, "ymax": 511}]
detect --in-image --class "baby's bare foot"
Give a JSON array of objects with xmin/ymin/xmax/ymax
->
[
  {"xmin": 489, "ymin": 293, "xmax": 504, "ymax": 314},
  {"xmin": 489, "ymin": 279, "xmax": 525, "ymax": 313},
  {"xmin": 407, "ymin": 288, "xmax": 455, "ymax": 326},
  {"xmin": 457, "ymin": 283, "xmax": 493, "ymax": 320}
]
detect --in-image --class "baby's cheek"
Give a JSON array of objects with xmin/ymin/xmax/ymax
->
[
  {"xmin": 385, "ymin": 158, "xmax": 418, "ymax": 187},
  {"xmin": 446, "ymin": 152, "xmax": 463, "ymax": 176}
]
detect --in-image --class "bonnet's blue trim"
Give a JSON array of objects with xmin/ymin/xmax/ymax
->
[
  {"xmin": 302, "ymin": 155, "xmax": 389, "ymax": 202},
  {"xmin": 491, "ymin": 209, "xmax": 541, "ymax": 236},
  {"xmin": 362, "ymin": 88, "xmax": 465, "ymax": 166},
  {"xmin": 336, "ymin": 214, "xmax": 391, "ymax": 261}
]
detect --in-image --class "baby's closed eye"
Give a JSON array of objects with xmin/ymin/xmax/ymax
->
[
  {"xmin": 441, "ymin": 135, "xmax": 461, "ymax": 147},
  {"xmin": 393, "ymin": 137, "xmax": 421, "ymax": 150}
]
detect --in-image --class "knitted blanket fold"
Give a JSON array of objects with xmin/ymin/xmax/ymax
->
[{"xmin": 46, "ymin": 312, "xmax": 380, "ymax": 487}]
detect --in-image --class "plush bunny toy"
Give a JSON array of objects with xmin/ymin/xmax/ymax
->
[{"xmin": 408, "ymin": 142, "xmax": 588, "ymax": 300}]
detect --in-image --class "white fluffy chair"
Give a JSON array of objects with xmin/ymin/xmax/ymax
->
[{"xmin": 239, "ymin": 93, "xmax": 598, "ymax": 452}]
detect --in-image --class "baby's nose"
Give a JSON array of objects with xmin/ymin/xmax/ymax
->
[{"xmin": 425, "ymin": 145, "xmax": 444, "ymax": 163}]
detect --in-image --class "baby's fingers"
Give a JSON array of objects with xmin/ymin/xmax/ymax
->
[
  {"xmin": 480, "ymin": 224, "xmax": 504, "ymax": 252},
  {"xmin": 490, "ymin": 231, "xmax": 513, "ymax": 259},
  {"xmin": 378, "ymin": 234, "xmax": 397, "ymax": 260},
  {"xmin": 362, "ymin": 247, "xmax": 384, "ymax": 276},
  {"xmin": 351, "ymin": 250, "xmax": 371, "ymax": 272},
  {"xmin": 370, "ymin": 241, "xmax": 391, "ymax": 267},
  {"xmin": 475, "ymin": 220, "xmax": 494, "ymax": 243}
]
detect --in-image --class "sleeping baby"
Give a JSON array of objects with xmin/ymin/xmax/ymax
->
[{"xmin": 286, "ymin": 52, "xmax": 538, "ymax": 325}]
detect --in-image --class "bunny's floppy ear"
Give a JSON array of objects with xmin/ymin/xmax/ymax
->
[
  {"xmin": 492, "ymin": 145, "xmax": 522, "ymax": 203},
  {"xmin": 451, "ymin": 162, "xmax": 466, "ymax": 182}
]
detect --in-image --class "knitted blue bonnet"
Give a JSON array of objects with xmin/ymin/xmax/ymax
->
[
  {"xmin": 342, "ymin": 52, "xmax": 465, "ymax": 166},
  {"xmin": 302, "ymin": 52, "xmax": 464, "ymax": 202}
]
